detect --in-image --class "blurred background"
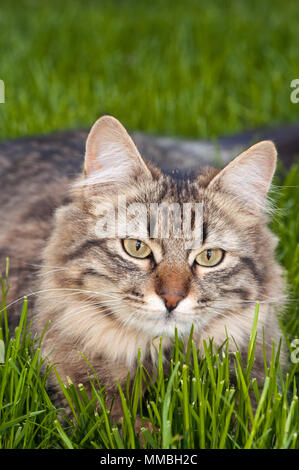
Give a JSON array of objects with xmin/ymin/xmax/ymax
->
[{"xmin": 0, "ymin": 0, "xmax": 298, "ymax": 141}]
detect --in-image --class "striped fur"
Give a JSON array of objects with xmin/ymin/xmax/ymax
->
[{"xmin": 31, "ymin": 116, "xmax": 287, "ymax": 422}]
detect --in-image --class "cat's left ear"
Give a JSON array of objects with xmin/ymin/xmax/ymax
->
[
  {"xmin": 83, "ymin": 115, "xmax": 151, "ymax": 185},
  {"xmin": 208, "ymin": 140, "xmax": 277, "ymax": 214}
]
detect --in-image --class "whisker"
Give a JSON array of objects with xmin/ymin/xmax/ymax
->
[
  {"xmin": 53, "ymin": 307, "xmax": 117, "ymax": 329},
  {"xmin": 212, "ymin": 296, "xmax": 293, "ymax": 305},
  {"xmin": 117, "ymin": 309, "xmax": 140, "ymax": 336},
  {"xmin": 51, "ymin": 304, "xmax": 128, "ymax": 337},
  {"xmin": 29, "ymin": 264, "xmax": 67, "ymax": 269},
  {"xmin": 0, "ymin": 287, "xmax": 121, "ymax": 314},
  {"xmin": 36, "ymin": 268, "xmax": 69, "ymax": 277}
]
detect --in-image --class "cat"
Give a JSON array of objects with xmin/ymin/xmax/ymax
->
[{"xmin": 1, "ymin": 115, "xmax": 286, "ymax": 425}]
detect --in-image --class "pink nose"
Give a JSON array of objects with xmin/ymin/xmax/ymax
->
[
  {"xmin": 155, "ymin": 264, "xmax": 191, "ymax": 313},
  {"xmin": 160, "ymin": 292, "xmax": 184, "ymax": 312}
]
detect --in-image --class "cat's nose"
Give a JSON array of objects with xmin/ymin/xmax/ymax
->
[
  {"xmin": 160, "ymin": 292, "xmax": 185, "ymax": 312},
  {"xmin": 155, "ymin": 264, "xmax": 191, "ymax": 313}
]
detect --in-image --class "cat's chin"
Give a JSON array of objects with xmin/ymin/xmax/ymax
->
[{"xmin": 135, "ymin": 314, "xmax": 196, "ymax": 339}]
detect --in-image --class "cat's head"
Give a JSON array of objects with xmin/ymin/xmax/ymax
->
[{"xmin": 44, "ymin": 116, "xmax": 281, "ymax": 340}]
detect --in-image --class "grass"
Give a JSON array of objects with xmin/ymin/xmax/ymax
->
[
  {"xmin": 0, "ymin": 0, "xmax": 299, "ymax": 140},
  {"xmin": 0, "ymin": 162, "xmax": 298, "ymax": 449},
  {"xmin": 0, "ymin": 290, "xmax": 298, "ymax": 449}
]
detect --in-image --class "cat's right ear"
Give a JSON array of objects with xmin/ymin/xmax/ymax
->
[{"xmin": 83, "ymin": 115, "xmax": 151, "ymax": 186}]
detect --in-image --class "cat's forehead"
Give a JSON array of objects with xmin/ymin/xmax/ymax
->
[
  {"xmin": 91, "ymin": 171, "xmax": 254, "ymax": 253},
  {"xmin": 142, "ymin": 176, "xmax": 252, "ymax": 253},
  {"xmin": 125, "ymin": 177, "xmax": 234, "ymax": 249},
  {"xmin": 140, "ymin": 174, "xmax": 203, "ymax": 204}
]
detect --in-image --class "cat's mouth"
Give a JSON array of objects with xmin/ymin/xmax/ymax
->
[
  {"xmin": 164, "ymin": 310, "xmax": 174, "ymax": 320},
  {"xmin": 129, "ymin": 307, "xmax": 198, "ymax": 337}
]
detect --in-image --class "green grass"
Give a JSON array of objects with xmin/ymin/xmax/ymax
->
[
  {"xmin": 271, "ymin": 165, "xmax": 299, "ymax": 341},
  {"xmin": 0, "ymin": 163, "xmax": 298, "ymax": 449},
  {"xmin": 0, "ymin": 0, "xmax": 299, "ymax": 140}
]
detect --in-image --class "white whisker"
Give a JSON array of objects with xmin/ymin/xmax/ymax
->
[{"xmin": 0, "ymin": 287, "xmax": 121, "ymax": 314}]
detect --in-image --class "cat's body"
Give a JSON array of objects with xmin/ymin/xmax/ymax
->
[{"xmin": 0, "ymin": 116, "xmax": 286, "ymax": 422}]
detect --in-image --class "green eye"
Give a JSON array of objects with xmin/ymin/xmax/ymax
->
[
  {"xmin": 123, "ymin": 239, "xmax": 152, "ymax": 259},
  {"xmin": 195, "ymin": 249, "xmax": 224, "ymax": 267}
]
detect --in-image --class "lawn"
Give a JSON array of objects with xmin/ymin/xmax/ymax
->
[
  {"xmin": 0, "ymin": 0, "xmax": 299, "ymax": 139},
  {"xmin": 0, "ymin": 0, "xmax": 298, "ymax": 450}
]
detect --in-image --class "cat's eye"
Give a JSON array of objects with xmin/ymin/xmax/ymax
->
[
  {"xmin": 123, "ymin": 239, "xmax": 152, "ymax": 259},
  {"xmin": 195, "ymin": 248, "xmax": 224, "ymax": 267}
]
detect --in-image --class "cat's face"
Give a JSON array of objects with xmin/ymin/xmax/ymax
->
[
  {"xmin": 78, "ymin": 185, "xmax": 263, "ymax": 339},
  {"xmin": 48, "ymin": 116, "xmax": 278, "ymax": 340}
]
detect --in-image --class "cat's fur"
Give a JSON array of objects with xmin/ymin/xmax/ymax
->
[{"xmin": 1, "ymin": 116, "xmax": 286, "ymax": 422}]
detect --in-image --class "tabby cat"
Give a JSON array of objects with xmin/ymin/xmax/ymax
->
[{"xmin": 2, "ymin": 116, "xmax": 286, "ymax": 424}]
